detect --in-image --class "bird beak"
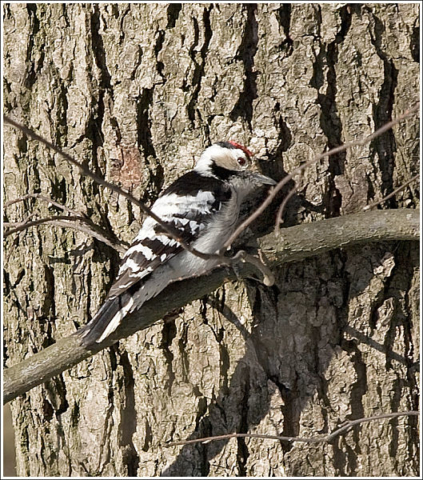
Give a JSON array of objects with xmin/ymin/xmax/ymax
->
[
  {"xmin": 249, "ymin": 161, "xmax": 277, "ymax": 186},
  {"xmin": 250, "ymin": 172, "xmax": 277, "ymax": 186}
]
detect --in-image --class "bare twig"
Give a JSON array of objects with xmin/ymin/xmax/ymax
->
[
  {"xmin": 4, "ymin": 193, "xmax": 125, "ymax": 252},
  {"xmin": 4, "ymin": 193, "xmax": 85, "ymax": 217},
  {"xmin": 4, "ymin": 215, "xmax": 126, "ymax": 253},
  {"xmin": 364, "ymin": 173, "xmax": 420, "ymax": 211},
  {"xmin": 165, "ymin": 410, "xmax": 419, "ymax": 447},
  {"xmin": 222, "ymin": 103, "xmax": 420, "ymax": 249},
  {"xmin": 3, "ymin": 115, "xmax": 215, "ymax": 261},
  {"xmin": 275, "ymin": 184, "xmax": 297, "ymax": 230}
]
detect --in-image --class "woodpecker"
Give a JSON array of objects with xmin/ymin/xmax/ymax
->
[{"xmin": 79, "ymin": 141, "xmax": 276, "ymax": 346}]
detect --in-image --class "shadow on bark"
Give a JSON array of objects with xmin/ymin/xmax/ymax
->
[{"xmin": 162, "ymin": 241, "xmax": 419, "ymax": 476}]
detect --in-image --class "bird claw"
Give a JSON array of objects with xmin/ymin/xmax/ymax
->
[{"xmin": 230, "ymin": 250, "xmax": 275, "ymax": 287}]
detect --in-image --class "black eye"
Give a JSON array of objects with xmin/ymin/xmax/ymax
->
[{"xmin": 237, "ymin": 157, "xmax": 248, "ymax": 167}]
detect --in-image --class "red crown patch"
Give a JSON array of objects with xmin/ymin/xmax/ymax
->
[{"xmin": 228, "ymin": 140, "xmax": 253, "ymax": 157}]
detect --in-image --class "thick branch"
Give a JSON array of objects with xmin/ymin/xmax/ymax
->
[
  {"xmin": 258, "ymin": 208, "xmax": 420, "ymax": 264},
  {"xmin": 3, "ymin": 209, "xmax": 419, "ymax": 404}
]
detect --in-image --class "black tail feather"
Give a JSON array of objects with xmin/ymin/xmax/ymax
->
[{"xmin": 77, "ymin": 297, "xmax": 122, "ymax": 347}]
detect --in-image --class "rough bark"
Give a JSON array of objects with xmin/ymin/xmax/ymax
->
[
  {"xmin": 3, "ymin": 3, "xmax": 419, "ymax": 477},
  {"xmin": 4, "ymin": 209, "xmax": 419, "ymax": 406}
]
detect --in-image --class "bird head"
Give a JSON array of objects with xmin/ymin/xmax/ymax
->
[{"xmin": 195, "ymin": 141, "xmax": 276, "ymax": 188}]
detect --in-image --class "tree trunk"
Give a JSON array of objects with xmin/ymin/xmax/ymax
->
[{"xmin": 3, "ymin": 3, "xmax": 419, "ymax": 477}]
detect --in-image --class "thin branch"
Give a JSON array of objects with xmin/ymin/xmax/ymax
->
[
  {"xmin": 4, "ymin": 193, "xmax": 85, "ymax": 217},
  {"xmin": 364, "ymin": 173, "xmax": 420, "ymax": 211},
  {"xmin": 275, "ymin": 184, "xmax": 297, "ymax": 230},
  {"xmin": 3, "ymin": 115, "xmax": 215, "ymax": 261},
  {"xmin": 3, "ymin": 208, "xmax": 419, "ymax": 404},
  {"xmin": 165, "ymin": 411, "xmax": 419, "ymax": 447},
  {"xmin": 222, "ymin": 102, "xmax": 420, "ymax": 249},
  {"xmin": 4, "ymin": 215, "xmax": 126, "ymax": 253},
  {"xmin": 324, "ymin": 411, "xmax": 419, "ymax": 442}
]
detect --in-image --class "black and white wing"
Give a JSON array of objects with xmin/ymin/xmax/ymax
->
[
  {"xmin": 79, "ymin": 172, "xmax": 231, "ymax": 346},
  {"xmin": 107, "ymin": 172, "xmax": 230, "ymax": 299}
]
